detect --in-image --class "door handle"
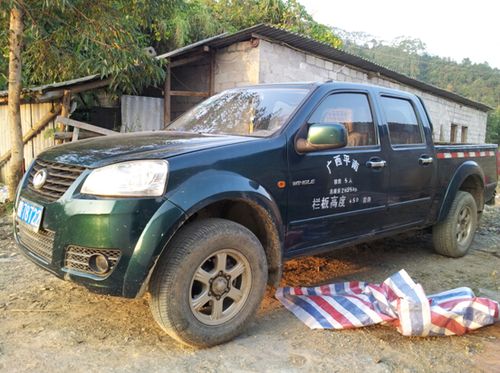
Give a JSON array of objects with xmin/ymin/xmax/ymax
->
[
  {"xmin": 419, "ymin": 156, "xmax": 433, "ymax": 166},
  {"xmin": 366, "ymin": 159, "xmax": 387, "ymax": 169}
]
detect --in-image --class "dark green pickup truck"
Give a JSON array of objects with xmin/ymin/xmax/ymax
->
[{"xmin": 14, "ymin": 82, "xmax": 498, "ymax": 347}]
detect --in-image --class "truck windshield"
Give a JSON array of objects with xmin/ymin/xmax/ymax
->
[{"xmin": 165, "ymin": 87, "xmax": 310, "ymax": 137}]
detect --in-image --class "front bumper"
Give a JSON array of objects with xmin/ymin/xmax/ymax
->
[{"xmin": 14, "ymin": 185, "xmax": 186, "ymax": 298}]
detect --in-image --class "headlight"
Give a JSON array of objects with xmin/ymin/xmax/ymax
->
[{"xmin": 81, "ymin": 160, "xmax": 168, "ymax": 197}]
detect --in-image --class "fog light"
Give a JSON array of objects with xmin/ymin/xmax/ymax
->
[{"xmin": 89, "ymin": 253, "xmax": 110, "ymax": 274}]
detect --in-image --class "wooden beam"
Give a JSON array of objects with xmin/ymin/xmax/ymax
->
[
  {"xmin": 54, "ymin": 131, "xmax": 98, "ymax": 141},
  {"xmin": 0, "ymin": 78, "xmax": 112, "ymax": 106},
  {"xmin": 0, "ymin": 151, "xmax": 11, "ymax": 168},
  {"xmin": 56, "ymin": 116, "xmax": 118, "ymax": 136},
  {"xmin": 170, "ymin": 90, "xmax": 210, "ymax": 97},
  {"xmin": 0, "ymin": 92, "xmax": 62, "ymax": 105},
  {"xmin": 163, "ymin": 65, "xmax": 171, "ymax": 128},
  {"xmin": 169, "ymin": 54, "xmax": 208, "ymax": 68},
  {"xmin": 0, "ymin": 105, "xmax": 62, "ymax": 167},
  {"xmin": 68, "ymin": 78, "xmax": 112, "ymax": 94}
]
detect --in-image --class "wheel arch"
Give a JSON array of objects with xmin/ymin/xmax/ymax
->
[
  {"xmin": 166, "ymin": 171, "xmax": 284, "ymax": 287},
  {"xmin": 126, "ymin": 172, "xmax": 285, "ymax": 297},
  {"xmin": 181, "ymin": 196, "xmax": 283, "ymax": 287},
  {"xmin": 437, "ymin": 161, "xmax": 484, "ymax": 222}
]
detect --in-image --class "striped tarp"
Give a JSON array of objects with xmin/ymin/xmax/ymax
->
[{"xmin": 275, "ymin": 270, "xmax": 499, "ymax": 336}]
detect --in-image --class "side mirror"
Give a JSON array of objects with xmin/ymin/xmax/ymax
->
[{"xmin": 295, "ymin": 123, "xmax": 347, "ymax": 153}]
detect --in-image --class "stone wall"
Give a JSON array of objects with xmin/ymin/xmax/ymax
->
[{"xmin": 215, "ymin": 39, "xmax": 487, "ymax": 143}]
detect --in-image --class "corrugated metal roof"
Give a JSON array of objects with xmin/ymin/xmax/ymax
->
[
  {"xmin": 0, "ymin": 74, "xmax": 100, "ymax": 98},
  {"xmin": 156, "ymin": 33, "xmax": 228, "ymax": 60},
  {"xmin": 162, "ymin": 24, "xmax": 492, "ymax": 112}
]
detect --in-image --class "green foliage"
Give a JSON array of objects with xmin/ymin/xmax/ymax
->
[
  {"xmin": 0, "ymin": 0, "xmax": 341, "ymax": 94},
  {"xmin": 340, "ymin": 32, "xmax": 500, "ymax": 143},
  {"xmin": 201, "ymin": 0, "xmax": 341, "ymax": 47},
  {"xmin": 0, "ymin": 0, "xmax": 216, "ymax": 93},
  {"xmin": 486, "ymin": 107, "xmax": 500, "ymax": 145},
  {"xmin": 43, "ymin": 127, "xmax": 55, "ymax": 139}
]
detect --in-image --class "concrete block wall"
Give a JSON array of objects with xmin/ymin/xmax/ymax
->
[
  {"xmin": 214, "ymin": 41, "xmax": 260, "ymax": 93},
  {"xmin": 256, "ymin": 39, "xmax": 488, "ymax": 143}
]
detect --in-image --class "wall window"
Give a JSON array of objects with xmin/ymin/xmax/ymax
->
[
  {"xmin": 308, "ymin": 93, "xmax": 377, "ymax": 146},
  {"xmin": 450, "ymin": 124, "xmax": 458, "ymax": 143},
  {"xmin": 380, "ymin": 96, "xmax": 423, "ymax": 145},
  {"xmin": 461, "ymin": 126, "xmax": 468, "ymax": 143}
]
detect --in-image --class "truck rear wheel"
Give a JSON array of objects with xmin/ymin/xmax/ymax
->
[
  {"xmin": 432, "ymin": 191, "xmax": 478, "ymax": 257},
  {"xmin": 150, "ymin": 218, "xmax": 268, "ymax": 347}
]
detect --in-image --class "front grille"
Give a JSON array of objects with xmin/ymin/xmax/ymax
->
[
  {"xmin": 16, "ymin": 222, "xmax": 55, "ymax": 263},
  {"xmin": 64, "ymin": 246, "xmax": 121, "ymax": 276},
  {"xmin": 28, "ymin": 159, "xmax": 86, "ymax": 202}
]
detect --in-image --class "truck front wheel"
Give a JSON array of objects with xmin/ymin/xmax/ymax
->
[
  {"xmin": 150, "ymin": 218, "xmax": 268, "ymax": 347},
  {"xmin": 432, "ymin": 191, "xmax": 478, "ymax": 257}
]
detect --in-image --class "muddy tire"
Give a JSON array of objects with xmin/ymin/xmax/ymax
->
[
  {"xmin": 150, "ymin": 218, "xmax": 268, "ymax": 347},
  {"xmin": 432, "ymin": 191, "xmax": 478, "ymax": 257}
]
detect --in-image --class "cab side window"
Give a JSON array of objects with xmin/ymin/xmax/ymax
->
[
  {"xmin": 381, "ymin": 96, "xmax": 423, "ymax": 145},
  {"xmin": 308, "ymin": 93, "xmax": 377, "ymax": 146}
]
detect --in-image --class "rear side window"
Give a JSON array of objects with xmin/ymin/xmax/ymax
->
[
  {"xmin": 381, "ymin": 96, "xmax": 423, "ymax": 145},
  {"xmin": 308, "ymin": 93, "xmax": 377, "ymax": 146}
]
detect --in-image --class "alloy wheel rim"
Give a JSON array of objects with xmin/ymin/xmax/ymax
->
[
  {"xmin": 189, "ymin": 249, "xmax": 252, "ymax": 326},
  {"xmin": 456, "ymin": 205, "xmax": 472, "ymax": 245}
]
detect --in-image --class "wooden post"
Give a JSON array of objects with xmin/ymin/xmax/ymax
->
[
  {"xmin": 208, "ymin": 51, "xmax": 215, "ymax": 96},
  {"xmin": 163, "ymin": 64, "xmax": 171, "ymax": 128},
  {"xmin": 56, "ymin": 90, "xmax": 71, "ymax": 144},
  {"xmin": 71, "ymin": 127, "xmax": 80, "ymax": 142},
  {"xmin": 60, "ymin": 89, "xmax": 71, "ymax": 118}
]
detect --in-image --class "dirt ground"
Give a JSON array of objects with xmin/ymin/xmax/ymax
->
[{"xmin": 1, "ymin": 203, "xmax": 499, "ymax": 373}]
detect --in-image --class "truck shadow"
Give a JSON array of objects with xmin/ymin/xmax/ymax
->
[
  {"xmin": 279, "ymin": 230, "xmax": 436, "ymax": 288},
  {"xmin": 260, "ymin": 227, "xmax": 499, "ymax": 323}
]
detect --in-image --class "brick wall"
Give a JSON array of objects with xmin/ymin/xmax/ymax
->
[{"xmin": 213, "ymin": 39, "xmax": 488, "ymax": 143}]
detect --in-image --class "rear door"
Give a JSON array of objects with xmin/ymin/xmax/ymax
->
[
  {"xmin": 286, "ymin": 90, "xmax": 389, "ymax": 254},
  {"xmin": 378, "ymin": 94, "xmax": 436, "ymax": 227}
]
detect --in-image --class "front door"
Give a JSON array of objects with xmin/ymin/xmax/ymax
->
[{"xmin": 286, "ymin": 91, "xmax": 389, "ymax": 255}]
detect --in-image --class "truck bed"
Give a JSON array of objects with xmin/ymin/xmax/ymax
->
[{"xmin": 434, "ymin": 143, "xmax": 498, "ymax": 204}]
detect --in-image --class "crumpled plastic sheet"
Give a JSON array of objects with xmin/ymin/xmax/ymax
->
[
  {"xmin": 275, "ymin": 269, "xmax": 499, "ymax": 336},
  {"xmin": 0, "ymin": 185, "xmax": 8, "ymax": 204}
]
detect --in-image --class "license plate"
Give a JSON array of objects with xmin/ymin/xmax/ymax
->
[{"xmin": 17, "ymin": 198, "xmax": 44, "ymax": 232}]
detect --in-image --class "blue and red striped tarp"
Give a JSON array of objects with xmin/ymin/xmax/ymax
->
[{"xmin": 275, "ymin": 269, "xmax": 499, "ymax": 336}]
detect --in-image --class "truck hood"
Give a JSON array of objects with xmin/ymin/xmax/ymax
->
[{"xmin": 39, "ymin": 131, "xmax": 258, "ymax": 168}]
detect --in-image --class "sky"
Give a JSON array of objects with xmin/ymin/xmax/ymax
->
[{"xmin": 298, "ymin": 0, "xmax": 500, "ymax": 69}]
